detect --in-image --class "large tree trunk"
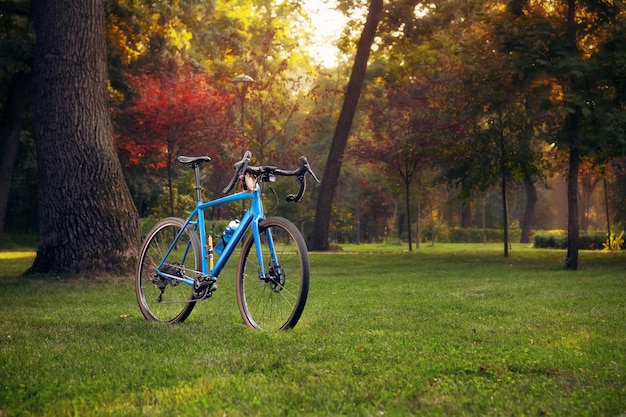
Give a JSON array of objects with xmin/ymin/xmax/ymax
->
[
  {"xmin": 30, "ymin": 0, "xmax": 141, "ymax": 275},
  {"xmin": 310, "ymin": 0, "xmax": 383, "ymax": 251},
  {"xmin": 0, "ymin": 71, "xmax": 32, "ymax": 246}
]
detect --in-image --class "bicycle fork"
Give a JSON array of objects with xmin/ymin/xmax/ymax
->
[{"xmin": 252, "ymin": 222, "xmax": 284, "ymax": 291}]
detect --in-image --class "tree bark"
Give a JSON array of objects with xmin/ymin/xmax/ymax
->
[
  {"xmin": 30, "ymin": 0, "xmax": 141, "ymax": 275},
  {"xmin": 0, "ymin": 71, "xmax": 32, "ymax": 246},
  {"xmin": 310, "ymin": 0, "xmax": 383, "ymax": 251}
]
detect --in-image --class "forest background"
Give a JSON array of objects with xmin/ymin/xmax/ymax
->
[{"xmin": 1, "ymin": 0, "xmax": 626, "ymax": 269}]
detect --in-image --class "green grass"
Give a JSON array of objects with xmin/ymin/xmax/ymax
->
[{"xmin": 1, "ymin": 245, "xmax": 625, "ymax": 416}]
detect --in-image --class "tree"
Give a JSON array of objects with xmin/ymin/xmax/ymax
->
[
  {"xmin": 310, "ymin": 0, "xmax": 383, "ymax": 251},
  {"xmin": 354, "ymin": 76, "xmax": 442, "ymax": 251},
  {"xmin": 428, "ymin": 9, "xmax": 538, "ymax": 256},
  {"xmin": 106, "ymin": 0, "xmax": 321, "ymax": 220},
  {"xmin": 115, "ymin": 63, "xmax": 234, "ymax": 216},
  {"xmin": 502, "ymin": 0, "xmax": 624, "ymax": 269},
  {"xmin": 30, "ymin": 0, "xmax": 141, "ymax": 275}
]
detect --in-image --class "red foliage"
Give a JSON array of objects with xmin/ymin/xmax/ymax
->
[
  {"xmin": 352, "ymin": 79, "xmax": 449, "ymax": 181},
  {"xmin": 114, "ymin": 65, "xmax": 235, "ymax": 172}
]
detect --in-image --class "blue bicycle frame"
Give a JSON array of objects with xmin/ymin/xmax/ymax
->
[{"xmin": 156, "ymin": 185, "xmax": 274, "ymax": 286}]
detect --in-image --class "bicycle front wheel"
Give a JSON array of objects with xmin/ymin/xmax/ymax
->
[
  {"xmin": 136, "ymin": 217, "xmax": 200, "ymax": 323},
  {"xmin": 236, "ymin": 217, "xmax": 310, "ymax": 330}
]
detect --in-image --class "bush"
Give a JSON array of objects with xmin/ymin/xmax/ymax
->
[
  {"xmin": 603, "ymin": 231, "xmax": 624, "ymax": 251},
  {"xmin": 447, "ymin": 228, "xmax": 521, "ymax": 243},
  {"xmin": 0, "ymin": 232, "xmax": 38, "ymax": 250},
  {"xmin": 532, "ymin": 230, "xmax": 616, "ymax": 250},
  {"xmin": 533, "ymin": 230, "xmax": 567, "ymax": 249},
  {"xmin": 416, "ymin": 227, "xmax": 521, "ymax": 244}
]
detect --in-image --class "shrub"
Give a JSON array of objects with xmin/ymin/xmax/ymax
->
[
  {"xmin": 447, "ymin": 228, "xmax": 521, "ymax": 243},
  {"xmin": 603, "ymin": 231, "xmax": 624, "ymax": 251},
  {"xmin": 533, "ymin": 230, "xmax": 617, "ymax": 250},
  {"xmin": 533, "ymin": 230, "xmax": 567, "ymax": 249}
]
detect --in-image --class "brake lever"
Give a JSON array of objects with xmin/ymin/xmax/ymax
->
[
  {"xmin": 286, "ymin": 156, "xmax": 320, "ymax": 203},
  {"xmin": 303, "ymin": 157, "xmax": 320, "ymax": 183},
  {"xmin": 222, "ymin": 151, "xmax": 252, "ymax": 194}
]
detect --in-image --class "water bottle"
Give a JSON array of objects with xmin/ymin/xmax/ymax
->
[{"xmin": 214, "ymin": 219, "xmax": 240, "ymax": 255}]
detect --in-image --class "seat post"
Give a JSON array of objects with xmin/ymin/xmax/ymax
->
[{"xmin": 193, "ymin": 164, "xmax": 203, "ymax": 202}]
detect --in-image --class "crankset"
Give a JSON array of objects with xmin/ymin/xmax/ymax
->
[{"xmin": 192, "ymin": 274, "xmax": 218, "ymax": 300}]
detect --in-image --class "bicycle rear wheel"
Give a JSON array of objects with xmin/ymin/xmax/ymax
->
[
  {"xmin": 136, "ymin": 217, "xmax": 200, "ymax": 323},
  {"xmin": 236, "ymin": 217, "xmax": 310, "ymax": 330}
]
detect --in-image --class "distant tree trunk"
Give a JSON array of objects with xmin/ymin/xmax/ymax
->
[
  {"xmin": 520, "ymin": 176, "xmax": 537, "ymax": 243},
  {"xmin": 482, "ymin": 196, "xmax": 487, "ymax": 243},
  {"xmin": 310, "ymin": 0, "xmax": 383, "ymax": 251},
  {"xmin": 564, "ymin": 0, "xmax": 579, "ymax": 270},
  {"xmin": 501, "ymin": 169, "xmax": 510, "ymax": 257},
  {"xmin": 565, "ymin": 109, "xmax": 580, "ymax": 270},
  {"xmin": 404, "ymin": 178, "xmax": 412, "ymax": 251},
  {"xmin": 389, "ymin": 200, "xmax": 397, "ymax": 240},
  {"xmin": 415, "ymin": 188, "xmax": 421, "ymax": 249},
  {"xmin": 167, "ymin": 158, "xmax": 175, "ymax": 217},
  {"xmin": 0, "ymin": 71, "xmax": 32, "ymax": 246},
  {"xmin": 499, "ymin": 124, "xmax": 509, "ymax": 257},
  {"xmin": 30, "ymin": 0, "xmax": 141, "ymax": 275},
  {"xmin": 603, "ymin": 177, "xmax": 611, "ymax": 238},
  {"xmin": 461, "ymin": 201, "xmax": 472, "ymax": 228}
]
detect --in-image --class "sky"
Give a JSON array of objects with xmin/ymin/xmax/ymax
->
[{"xmin": 302, "ymin": 0, "xmax": 349, "ymax": 67}]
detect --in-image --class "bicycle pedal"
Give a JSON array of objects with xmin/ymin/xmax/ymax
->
[
  {"xmin": 193, "ymin": 275, "xmax": 217, "ymax": 300},
  {"xmin": 193, "ymin": 274, "xmax": 216, "ymax": 289},
  {"xmin": 193, "ymin": 284, "xmax": 217, "ymax": 300}
]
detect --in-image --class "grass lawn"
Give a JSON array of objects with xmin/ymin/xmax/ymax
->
[{"xmin": 1, "ymin": 244, "xmax": 625, "ymax": 416}]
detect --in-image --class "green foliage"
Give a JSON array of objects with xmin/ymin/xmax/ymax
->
[
  {"xmin": 603, "ymin": 231, "xmax": 624, "ymax": 252},
  {"xmin": 1, "ymin": 248, "xmax": 625, "ymax": 415},
  {"xmin": 533, "ymin": 231, "xmax": 616, "ymax": 250},
  {"xmin": 533, "ymin": 230, "xmax": 568, "ymax": 249},
  {"xmin": 446, "ymin": 228, "xmax": 522, "ymax": 244},
  {"xmin": 0, "ymin": 232, "xmax": 37, "ymax": 250},
  {"xmin": 106, "ymin": 0, "xmax": 324, "ymax": 222},
  {"xmin": 0, "ymin": 0, "xmax": 33, "ymax": 79}
]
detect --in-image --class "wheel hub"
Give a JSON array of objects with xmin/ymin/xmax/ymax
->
[{"xmin": 267, "ymin": 265, "xmax": 285, "ymax": 292}]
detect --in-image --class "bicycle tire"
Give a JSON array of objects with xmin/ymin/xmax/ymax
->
[
  {"xmin": 236, "ymin": 217, "xmax": 310, "ymax": 330},
  {"xmin": 136, "ymin": 217, "xmax": 200, "ymax": 323}
]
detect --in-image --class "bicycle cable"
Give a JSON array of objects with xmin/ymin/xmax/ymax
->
[{"xmin": 264, "ymin": 182, "xmax": 280, "ymax": 215}]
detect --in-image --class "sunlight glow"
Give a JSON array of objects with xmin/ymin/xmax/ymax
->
[
  {"xmin": 414, "ymin": 3, "xmax": 436, "ymax": 18},
  {"xmin": 303, "ymin": 0, "xmax": 349, "ymax": 68}
]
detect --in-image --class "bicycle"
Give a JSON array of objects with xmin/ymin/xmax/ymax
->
[{"xmin": 135, "ymin": 151, "xmax": 319, "ymax": 330}]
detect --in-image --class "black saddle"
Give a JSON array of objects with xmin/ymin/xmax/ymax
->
[{"xmin": 177, "ymin": 155, "xmax": 212, "ymax": 168}]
